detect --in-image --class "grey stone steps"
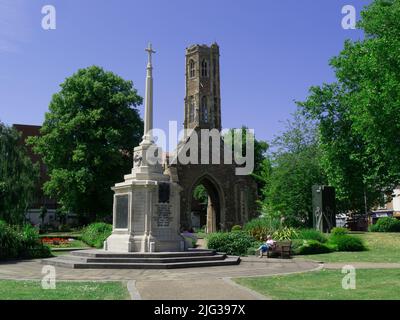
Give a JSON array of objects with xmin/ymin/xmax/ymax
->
[
  {"xmin": 85, "ymin": 255, "xmax": 227, "ymax": 263},
  {"xmin": 42, "ymin": 249, "xmax": 240, "ymax": 269},
  {"xmin": 46, "ymin": 254, "xmax": 227, "ymax": 264},
  {"xmin": 51, "ymin": 247, "xmax": 91, "ymax": 252},
  {"xmin": 71, "ymin": 250, "xmax": 217, "ymax": 259},
  {"xmin": 42, "ymin": 256, "xmax": 240, "ymax": 269},
  {"xmin": 42, "ymin": 258, "xmax": 76, "ymax": 269}
]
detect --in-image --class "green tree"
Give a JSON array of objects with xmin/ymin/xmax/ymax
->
[
  {"xmin": 299, "ymin": 0, "xmax": 400, "ymax": 213},
  {"xmin": 298, "ymin": 84, "xmax": 380, "ymax": 213},
  {"xmin": 262, "ymin": 112, "xmax": 326, "ymax": 227},
  {"xmin": 193, "ymin": 184, "xmax": 208, "ymax": 205},
  {"xmin": 29, "ymin": 66, "xmax": 143, "ymax": 223},
  {"xmin": 0, "ymin": 122, "xmax": 39, "ymax": 224},
  {"xmin": 223, "ymin": 126, "xmax": 269, "ymax": 194},
  {"xmin": 55, "ymin": 208, "xmax": 68, "ymax": 227}
]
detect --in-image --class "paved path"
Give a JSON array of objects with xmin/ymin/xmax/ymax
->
[
  {"xmin": 323, "ymin": 262, "xmax": 400, "ymax": 269},
  {"xmin": 0, "ymin": 257, "xmax": 319, "ymax": 300}
]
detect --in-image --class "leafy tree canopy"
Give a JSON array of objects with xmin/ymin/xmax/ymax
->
[
  {"xmin": 193, "ymin": 184, "xmax": 208, "ymax": 205},
  {"xmin": 261, "ymin": 112, "xmax": 326, "ymax": 227},
  {"xmin": 0, "ymin": 122, "xmax": 39, "ymax": 224},
  {"xmin": 299, "ymin": 0, "xmax": 400, "ymax": 213},
  {"xmin": 29, "ymin": 66, "xmax": 143, "ymax": 222},
  {"xmin": 223, "ymin": 126, "xmax": 269, "ymax": 194}
]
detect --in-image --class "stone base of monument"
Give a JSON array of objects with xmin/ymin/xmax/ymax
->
[{"xmin": 41, "ymin": 249, "xmax": 240, "ymax": 269}]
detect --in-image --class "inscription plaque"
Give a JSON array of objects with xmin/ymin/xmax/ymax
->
[
  {"xmin": 115, "ymin": 194, "xmax": 129, "ymax": 229},
  {"xmin": 156, "ymin": 203, "xmax": 172, "ymax": 227}
]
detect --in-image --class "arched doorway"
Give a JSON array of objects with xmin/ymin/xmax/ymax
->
[{"xmin": 188, "ymin": 175, "xmax": 223, "ymax": 233}]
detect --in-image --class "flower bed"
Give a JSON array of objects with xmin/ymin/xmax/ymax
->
[{"xmin": 41, "ymin": 237, "xmax": 72, "ymax": 246}]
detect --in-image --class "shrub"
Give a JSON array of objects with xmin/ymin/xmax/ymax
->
[
  {"xmin": 24, "ymin": 244, "xmax": 52, "ymax": 259},
  {"xmin": 331, "ymin": 227, "xmax": 349, "ymax": 236},
  {"xmin": 329, "ymin": 234, "xmax": 366, "ymax": 252},
  {"xmin": 81, "ymin": 223, "xmax": 112, "ymax": 248},
  {"xmin": 207, "ymin": 232, "xmax": 256, "ymax": 256},
  {"xmin": 0, "ymin": 221, "xmax": 22, "ymax": 259},
  {"xmin": 291, "ymin": 239, "xmax": 305, "ymax": 255},
  {"xmin": 296, "ymin": 229, "xmax": 327, "ymax": 243},
  {"xmin": 21, "ymin": 224, "xmax": 41, "ymax": 248},
  {"xmin": 272, "ymin": 227, "xmax": 299, "ymax": 240},
  {"xmin": 246, "ymin": 246, "xmax": 258, "ymax": 256},
  {"xmin": 296, "ymin": 240, "xmax": 334, "ymax": 255},
  {"xmin": 243, "ymin": 217, "xmax": 279, "ymax": 241},
  {"xmin": 0, "ymin": 221, "xmax": 51, "ymax": 260},
  {"xmin": 231, "ymin": 225, "xmax": 242, "ymax": 232},
  {"xmin": 370, "ymin": 217, "xmax": 400, "ymax": 233}
]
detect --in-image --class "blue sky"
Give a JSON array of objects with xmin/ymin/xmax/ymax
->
[{"xmin": 0, "ymin": 0, "xmax": 370, "ymax": 143}]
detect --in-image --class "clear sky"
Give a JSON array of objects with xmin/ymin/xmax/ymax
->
[{"xmin": 0, "ymin": 0, "xmax": 371, "ymax": 143}]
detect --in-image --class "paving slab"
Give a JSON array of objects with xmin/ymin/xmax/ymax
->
[
  {"xmin": 0, "ymin": 256, "xmax": 319, "ymax": 300},
  {"xmin": 323, "ymin": 262, "xmax": 400, "ymax": 269},
  {"xmin": 0, "ymin": 257, "xmax": 318, "ymax": 281},
  {"xmin": 135, "ymin": 278, "xmax": 265, "ymax": 300}
]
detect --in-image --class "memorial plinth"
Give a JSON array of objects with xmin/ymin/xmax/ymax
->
[{"xmin": 105, "ymin": 176, "xmax": 185, "ymax": 253}]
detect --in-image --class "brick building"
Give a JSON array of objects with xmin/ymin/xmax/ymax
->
[
  {"xmin": 12, "ymin": 124, "xmax": 76, "ymax": 227},
  {"xmin": 370, "ymin": 188, "xmax": 400, "ymax": 224}
]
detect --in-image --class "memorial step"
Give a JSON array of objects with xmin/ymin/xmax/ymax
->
[
  {"xmin": 70, "ymin": 249, "xmax": 217, "ymax": 259},
  {"xmin": 42, "ymin": 256, "xmax": 240, "ymax": 269},
  {"xmin": 41, "ymin": 249, "xmax": 240, "ymax": 269},
  {"xmin": 46, "ymin": 254, "xmax": 227, "ymax": 264}
]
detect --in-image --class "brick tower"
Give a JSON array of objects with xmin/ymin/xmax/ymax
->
[{"xmin": 184, "ymin": 43, "xmax": 221, "ymax": 130}]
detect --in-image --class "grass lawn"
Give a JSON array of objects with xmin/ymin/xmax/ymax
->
[
  {"xmin": 235, "ymin": 268, "xmax": 400, "ymax": 300},
  {"xmin": 40, "ymin": 231, "xmax": 82, "ymax": 238},
  {"xmin": 0, "ymin": 280, "xmax": 130, "ymax": 300},
  {"xmin": 301, "ymin": 232, "xmax": 400, "ymax": 263},
  {"xmin": 51, "ymin": 251, "xmax": 70, "ymax": 256}
]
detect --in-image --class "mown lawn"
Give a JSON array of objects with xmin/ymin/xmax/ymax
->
[
  {"xmin": 40, "ymin": 232, "xmax": 82, "ymax": 238},
  {"xmin": 0, "ymin": 280, "xmax": 130, "ymax": 300},
  {"xmin": 235, "ymin": 269, "xmax": 400, "ymax": 300},
  {"xmin": 301, "ymin": 232, "xmax": 400, "ymax": 263}
]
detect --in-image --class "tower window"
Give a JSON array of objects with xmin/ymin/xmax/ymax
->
[
  {"xmin": 201, "ymin": 96, "xmax": 208, "ymax": 123},
  {"xmin": 201, "ymin": 60, "xmax": 208, "ymax": 77},
  {"xmin": 189, "ymin": 60, "xmax": 195, "ymax": 78}
]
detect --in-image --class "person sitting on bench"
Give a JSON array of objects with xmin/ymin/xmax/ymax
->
[{"xmin": 257, "ymin": 235, "xmax": 276, "ymax": 258}]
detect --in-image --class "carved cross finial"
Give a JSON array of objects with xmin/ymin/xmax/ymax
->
[{"xmin": 145, "ymin": 43, "xmax": 156, "ymax": 64}]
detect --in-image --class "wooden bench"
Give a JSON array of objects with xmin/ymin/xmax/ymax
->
[{"xmin": 267, "ymin": 240, "xmax": 292, "ymax": 259}]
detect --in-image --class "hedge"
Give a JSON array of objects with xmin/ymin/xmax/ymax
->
[
  {"xmin": 81, "ymin": 223, "xmax": 112, "ymax": 248},
  {"xmin": 370, "ymin": 217, "xmax": 400, "ymax": 233},
  {"xmin": 207, "ymin": 232, "xmax": 256, "ymax": 256}
]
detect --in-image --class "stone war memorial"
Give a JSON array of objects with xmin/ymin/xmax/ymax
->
[{"xmin": 43, "ymin": 42, "xmax": 257, "ymax": 269}]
